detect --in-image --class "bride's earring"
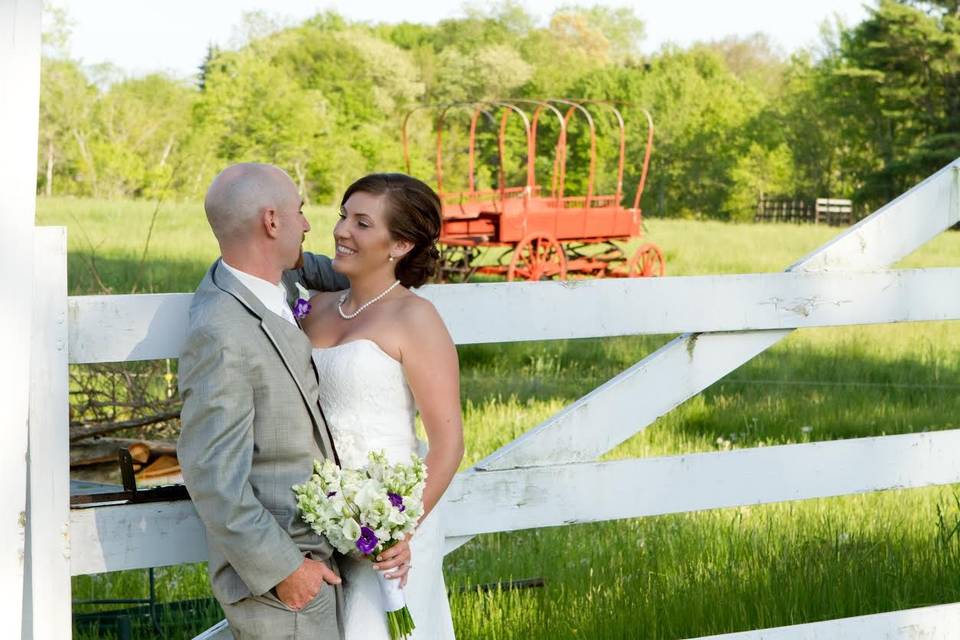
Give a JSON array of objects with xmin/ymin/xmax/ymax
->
[{"xmin": 388, "ymin": 255, "xmax": 395, "ymax": 262}]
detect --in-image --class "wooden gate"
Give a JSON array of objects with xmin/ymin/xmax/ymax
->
[{"xmin": 22, "ymin": 161, "xmax": 954, "ymax": 639}]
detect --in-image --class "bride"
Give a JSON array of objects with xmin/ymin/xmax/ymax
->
[{"xmin": 299, "ymin": 173, "xmax": 464, "ymax": 639}]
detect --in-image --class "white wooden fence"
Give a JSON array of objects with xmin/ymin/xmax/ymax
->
[
  {"xmin": 12, "ymin": 159, "xmax": 952, "ymax": 640},
  {"xmin": 4, "ymin": 2, "xmax": 43, "ymax": 639},
  {"xmin": 8, "ymin": 2, "xmax": 960, "ymax": 635}
]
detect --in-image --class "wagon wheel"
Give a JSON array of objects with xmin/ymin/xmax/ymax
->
[
  {"xmin": 626, "ymin": 243, "xmax": 665, "ymax": 277},
  {"xmin": 507, "ymin": 233, "xmax": 567, "ymax": 282}
]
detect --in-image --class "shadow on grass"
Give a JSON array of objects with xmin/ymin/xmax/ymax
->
[
  {"xmin": 67, "ymin": 251, "xmax": 214, "ymax": 295},
  {"xmin": 456, "ymin": 329, "xmax": 960, "ymax": 461}
]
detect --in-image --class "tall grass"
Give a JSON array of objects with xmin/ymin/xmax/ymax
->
[
  {"xmin": 447, "ymin": 488, "xmax": 960, "ymax": 639},
  {"xmin": 47, "ymin": 197, "xmax": 960, "ymax": 638}
]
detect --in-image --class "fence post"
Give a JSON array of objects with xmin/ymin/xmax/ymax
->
[
  {"xmin": 0, "ymin": 1, "xmax": 42, "ymax": 637},
  {"xmin": 25, "ymin": 228, "xmax": 71, "ymax": 639}
]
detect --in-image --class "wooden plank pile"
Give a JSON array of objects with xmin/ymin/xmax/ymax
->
[{"xmin": 70, "ymin": 437, "xmax": 181, "ymax": 484}]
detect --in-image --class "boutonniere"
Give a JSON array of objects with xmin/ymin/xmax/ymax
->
[{"xmin": 293, "ymin": 282, "xmax": 312, "ymax": 320}]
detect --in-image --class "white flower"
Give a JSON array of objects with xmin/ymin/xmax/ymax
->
[
  {"xmin": 341, "ymin": 518, "xmax": 361, "ymax": 543},
  {"xmin": 295, "ymin": 282, "xmax": 311, "ymax": 301},
  {"xmin": 293, "ymin": 450, "xmax": 428, "ymax": 558},
  {"xmin": 353, "ymin": 478, "xmax": 384, "ymax": 511},
  {"xmin": 387, "ymin": 509, "xmax": 407, "ymax": 527}
]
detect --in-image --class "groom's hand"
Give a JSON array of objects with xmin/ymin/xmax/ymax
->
[{"xmin": 275, "ymin": 557, "xmax": 341, "ymax": 610}]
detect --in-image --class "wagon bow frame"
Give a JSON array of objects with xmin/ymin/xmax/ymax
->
[{"xmin": 401, "ymin": 98, "xmax": 666, "ymax": 282}]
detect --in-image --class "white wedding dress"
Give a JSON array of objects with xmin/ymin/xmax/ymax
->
[{"xmin": 312, "ymin": 339, "xmax": 456, "ymax": 640}]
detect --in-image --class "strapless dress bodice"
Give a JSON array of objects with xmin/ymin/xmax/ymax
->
[
  {"xmin": 311, "ymin": 339, "xmax": 418, "ymax": 469},
  {"xmin": 312, "ymin": 339, "xmax": 455, "ymax": 640}
]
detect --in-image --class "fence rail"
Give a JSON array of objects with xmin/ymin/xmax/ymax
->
[
  {"xmin": 69, "ymin": 427, "xmax": 960, "ymax": 576},
  {"xmin": 68, "ymin": 268, "xmax": 960, "ymax": 364},
  {"xmin": 697, "ymin": 602, "xmax": 960, "ymax": 639}
]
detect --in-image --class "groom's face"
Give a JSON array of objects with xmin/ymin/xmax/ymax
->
[{"xmin": 276, "ymin": 184, "xmax": 311, "ymax": 269}]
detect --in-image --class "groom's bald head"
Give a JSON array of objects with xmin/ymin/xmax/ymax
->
[{"xmin": 204, "ymin": 163, "xmax": 298, "ymax": 242}]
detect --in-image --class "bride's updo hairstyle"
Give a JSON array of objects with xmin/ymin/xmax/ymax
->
[{"xmin": 341, "ymin": 173, "xmax": 442, "ymax": 288}]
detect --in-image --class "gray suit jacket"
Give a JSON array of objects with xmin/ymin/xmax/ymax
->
[{"xmin": 177, "ymin": 253, "xmax": 348, "ymax": 605}]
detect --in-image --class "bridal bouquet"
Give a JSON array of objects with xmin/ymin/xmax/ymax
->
[{"xmin": 293, "ymin": 450, "xmax": 427, "ymax": 640}]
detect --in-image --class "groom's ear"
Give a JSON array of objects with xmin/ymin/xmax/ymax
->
[{"xmin": 263, "ymin": 206, "xmax": 280, "ymax": 238}]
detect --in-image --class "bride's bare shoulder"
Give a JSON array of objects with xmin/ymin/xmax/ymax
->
[
  {"xmin": 396, "ymin": 291, "xmax": 450, "ymax": 337},
  {"xmin": 396, "ymin": 288, "xmax": 436, "ymax": 313}
]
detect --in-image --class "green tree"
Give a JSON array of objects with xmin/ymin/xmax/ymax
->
[
  {"xmin": 90, "ymin": 74, "xmax": 197, "ymax": 198},
  {"xmin": 824, "ymin": 0, "xmax": 960, "ymax": 206},
  {"xmin": 432, "ymin": 44, "xmax": 532, "ymax": 102},
  {"xmin": 769, "ymin": 54, "xmax": 854, "ymax": 201},
  {"xmin": 269, "ymin": 22, "xmax": 424, "ymax": 198},
  {"xmin": 557, "ymin": 4, "xmax": 645, "ymax": 62},
  {"xmin": 521, "ymin": 10, "xmax": 612, "ymax": 95},
  {"xmin": 574, "ymin": 48, "xmax": 766, "ymax": 218},
  {"xmin": 38, "ymin": 58, "xmax": 98, "ymax": 196},
  {"xmin": 725, "ymin": 143, "xmax": 796, "ymax": 221},
  {"xmin": 694, "ymin": 33, "xmax": 787, "ymax": 95},
  {"xmin": 197, "ymin": 42, "xmax": 331, "ymax": 200}
]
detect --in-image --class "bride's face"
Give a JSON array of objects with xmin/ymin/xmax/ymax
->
[{"xmin": 333, "ymin": 191, "xmax": 403, "ymax": 277}]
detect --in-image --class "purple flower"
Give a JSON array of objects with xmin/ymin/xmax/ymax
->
[
  {"xmin": 356, "ymin": 526, "xmax": 379, "ymax": 555},
  {"xmin": 388, "ymin": 492, "xmax": 406, "ymax": 512},
  {"xmin": 293, "ymin": 297, "xmax": 312, "ymax": 320}
]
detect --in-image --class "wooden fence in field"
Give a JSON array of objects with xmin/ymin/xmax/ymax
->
[
  {"xmin": 15, "ymin": 159, "xmax": 960, "ymax": 639},
  {"xmin": 8, "ymin": 4, "xmax": 960, "ymax": 636},
  {"xmin": 755, "ymin": 196, "xmax": 854, "ymax": 225}
]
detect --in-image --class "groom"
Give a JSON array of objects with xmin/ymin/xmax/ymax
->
[{"xmin": 178, "ymin": 163, "xmax": 349, "ymax": 639}]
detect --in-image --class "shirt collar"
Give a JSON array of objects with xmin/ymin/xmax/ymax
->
[{"xmin": 221, "ymin": 260, "xmax": 294, "ymax": 324}]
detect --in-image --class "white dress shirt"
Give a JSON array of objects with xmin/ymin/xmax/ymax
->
[{"xmin": 221, "ymin": 260, "xmax": 297, "ymax": 326}]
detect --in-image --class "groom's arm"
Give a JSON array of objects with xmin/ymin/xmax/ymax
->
[
  {"xmin": 177, "ymin": 323, "xmax": 304, "ymax": 597},
  {"xmin": 284, "ymin": 251, "xmax": 348, "ymax": 296}
]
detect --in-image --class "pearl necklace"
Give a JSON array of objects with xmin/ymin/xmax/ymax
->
[{"xmin": 338, "ymin": 280, "xmax": 402, "ymax": 320}]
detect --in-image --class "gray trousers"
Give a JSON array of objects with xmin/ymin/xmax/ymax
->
[{"xmin": 222, "ymin": 584, "xmax": 342, "ymax": 640}]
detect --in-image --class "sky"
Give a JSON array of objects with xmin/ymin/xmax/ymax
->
[{"xmin": 57, "ymin": 0, "xmax": 872, "ymax": 79}]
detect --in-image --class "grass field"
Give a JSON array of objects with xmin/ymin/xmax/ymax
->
[{"xmin": 40, "ymin": 196, "xmax": 960, "ymax": 639}]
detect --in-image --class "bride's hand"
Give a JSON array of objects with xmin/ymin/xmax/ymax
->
[{"xmin": 374, "ymin": 534, "xmax": 413, "ymax": 587}]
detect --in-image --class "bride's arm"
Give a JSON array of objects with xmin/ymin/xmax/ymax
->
[{"xmin": 399, "ymin": 298, "xmax": 464, "ymax": 520}]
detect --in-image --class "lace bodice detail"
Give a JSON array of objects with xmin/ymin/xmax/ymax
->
[{"xmin": 312, "ymin": 339, "xmax": 418, "ymax": 469}]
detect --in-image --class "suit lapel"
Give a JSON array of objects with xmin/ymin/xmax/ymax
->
[
  {"xmin": 210, "ymin": 260, "xmax": 337, "ymax": 461},
  {"xmin": 257, "ymin": 313, "xmax": 324, "ymax": 427}
]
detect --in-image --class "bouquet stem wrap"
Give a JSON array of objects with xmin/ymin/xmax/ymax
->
[{"xmin": 375, "ymin": 569, "xmax": 415, "ymax": 639}]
